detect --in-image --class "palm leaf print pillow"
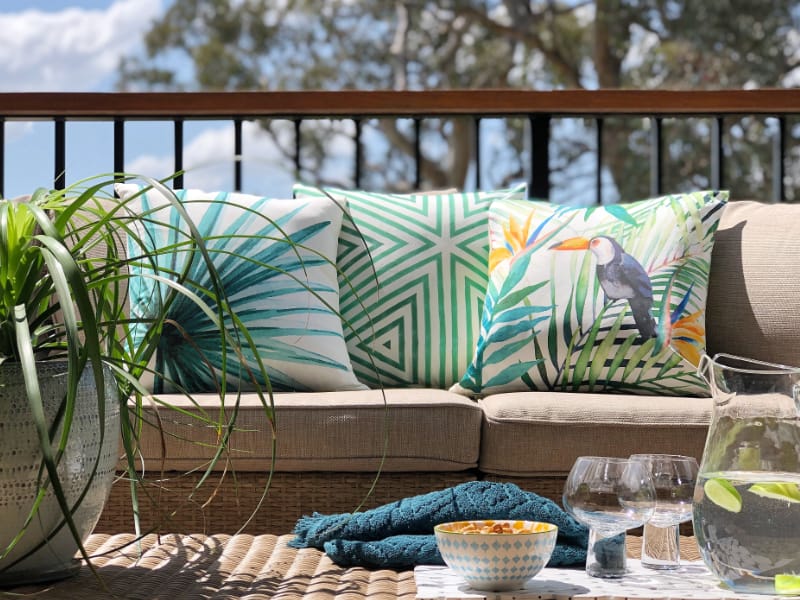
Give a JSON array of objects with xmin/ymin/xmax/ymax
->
[
  {"xmin": 451, "ymin": 190, "xmax": 728, "ymax": 397},
  {"xmin": 117, "ymin": 183, "xmax": 366, "ymax": 393}
]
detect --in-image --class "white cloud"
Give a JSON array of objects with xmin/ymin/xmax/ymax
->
[
  {"xmin": 126, "ymin": 121, "xmax": 295, "ymax": 197},
  {"xmin": 5, "ymin": 121, "xmax": 34, "ymax": 143},
  {"xmin": 0, "ymin": 0, "xmax": 162, "ymax": 92}
]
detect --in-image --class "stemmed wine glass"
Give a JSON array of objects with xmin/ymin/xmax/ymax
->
[
  {"xmin": 630, "ymin": 454, "xmax": 699, "ymax": 570},
  {"xmin": 563, "ymin": 456, "xmax": 655, "ymax": 578}
]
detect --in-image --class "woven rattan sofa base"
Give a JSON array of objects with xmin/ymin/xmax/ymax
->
[{"xmin": 95, "ymin": 470, "xmax": 479, "ymax": 534}]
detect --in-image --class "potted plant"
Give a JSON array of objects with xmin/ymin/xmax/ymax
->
[{"xmin": 0, "ymin": 175, "xmax": 271, "ymax": 584}]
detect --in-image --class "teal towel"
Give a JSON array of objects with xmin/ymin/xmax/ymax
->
[{"xmin": 289, "ymin": 481, "xmax": 588, "ymax": 569}]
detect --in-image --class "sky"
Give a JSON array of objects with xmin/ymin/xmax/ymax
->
[{"xmin": 0, "ymin": 0, "xmax": 296, "ymax": 199}]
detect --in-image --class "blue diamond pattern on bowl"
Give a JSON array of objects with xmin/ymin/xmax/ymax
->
[{"xmin": 434, "ymin": 520, "xmax": 558, "ymax": 592}]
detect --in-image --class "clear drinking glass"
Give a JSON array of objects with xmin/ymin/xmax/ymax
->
[
  {"xmin": 563, "ymin": 456, "xmax": 655, "ymax": 578},
  {"xmin": 630, "ymin": 454, "xmax": 698, "ymax": 570}
]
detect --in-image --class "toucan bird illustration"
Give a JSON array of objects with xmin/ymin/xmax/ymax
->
[{"xmin": 550, "ymin": 235, "xmax": 657, "ymax": 340}]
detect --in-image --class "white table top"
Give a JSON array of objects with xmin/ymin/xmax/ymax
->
[{"xmin": 415, "ymin": 559, "xmax": 784, "ymax": 600}]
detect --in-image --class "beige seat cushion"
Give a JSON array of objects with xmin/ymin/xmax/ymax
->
[
  {"xmin": 706, "ymin": 200, "xmax": 800, "ymax": 365},
  {"xmin": 479, "ymin": 392, "xmax": 711, "ymax": 477},
  {"xmin": 129, "ymin": 388, "xmax": 482, "ymax": 473},
  {"xmin": 479, "ymin": 200, "xmax": 799, "ymax": 478}
]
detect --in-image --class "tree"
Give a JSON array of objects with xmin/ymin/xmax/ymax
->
[{"xmin": 119, "ymin": 0, "xmax": 800, "ymax": 202}]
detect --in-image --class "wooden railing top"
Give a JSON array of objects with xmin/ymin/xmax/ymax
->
[{"xmin": 0, "ymin": 89, "xmax": 797, "ymax": 119}]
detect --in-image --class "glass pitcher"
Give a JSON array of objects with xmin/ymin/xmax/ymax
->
[{"xmin": 694, "ymin": 353, "xmax": 800, "ymax": 595}]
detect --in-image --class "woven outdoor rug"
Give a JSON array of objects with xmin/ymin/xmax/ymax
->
[{"xmin": 2, "ymin": 534, "xmax": 700, "ymax": 599}]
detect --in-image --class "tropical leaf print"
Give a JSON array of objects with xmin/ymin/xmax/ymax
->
[
  {"xmin": 453, "ymin": 190, "xmax": 728, "ymax": 397},
  {"xmin": 455, "ymin": 202, "xmax": 575, "ymax": 395},
  {"xmin": 122, "ymin": 187, "xmax": 365, "ymax": 393}
]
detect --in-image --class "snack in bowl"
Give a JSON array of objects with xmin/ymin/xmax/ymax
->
[{"xmin": 434, "ymin": 519, "xmax": 558, "ymax": 591}]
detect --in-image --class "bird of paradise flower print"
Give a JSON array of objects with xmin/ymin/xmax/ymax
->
[
  {"xmin": 655, "ymin": 280, "xmax": 706, "ymax": 367},
  {"xmin": 451, "ymin": 191, "xmax": 728, "ymax": 398},
  {"xmin": 489, "ymin": 210, "xmax": 543, "ymax": 272}
]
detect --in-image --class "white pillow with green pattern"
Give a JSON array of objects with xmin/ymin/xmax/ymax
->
[
  {"xmin": 117, "ymin": 183, "xmax": 366, "ymax": 393},
  {"xmin": 294, "ymin": 183, "xmax": 528, "ymax": 388},
  {"xmin": 451, "ymin": 190, "xmax": 728, "ymax": 398}
]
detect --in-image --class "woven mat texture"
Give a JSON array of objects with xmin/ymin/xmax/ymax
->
[{"xmin": 4, "ymin": 534, "xmax": 700, "ymax": 599}]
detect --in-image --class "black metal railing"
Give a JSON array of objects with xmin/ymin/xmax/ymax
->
[{"xmin": 0, "ymin": 89, "xmax": 797, "ymax": 202}]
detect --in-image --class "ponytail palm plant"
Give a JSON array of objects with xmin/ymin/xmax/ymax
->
[{"xmin": 0, "ymin": 175, "xmax": 274, "ymax": 581}]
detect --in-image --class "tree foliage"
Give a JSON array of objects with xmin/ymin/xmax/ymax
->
[{"xmin": 119, "ymin": 0, "xmax": 800, "ymax": 202}]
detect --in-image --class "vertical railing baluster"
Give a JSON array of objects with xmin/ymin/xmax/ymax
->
[
  {"xmin": 596, "ymin": 117, "xmax": 604, "ymax": 205},
  {"xmin": 353, "ymin": 118, "xmax": 362, "ymax": 188},
  {"xmin": 413, "ymin": 118, "xmax": 422, "ymax": 190},
  {"xmin": 114, "ymin": 118, "xmax": 125, "ymax": 181},
  {"xmin": 529, "ymin": 116, "xmax": 550, "ymax": 200},
  {"xmin": 711, "ymin": 117, "xmax": 724, "ymax": 191},
  {"xmin": 173, "ymin": 118, "xmax": 184, "ymax": 189},
  {"xmin": 773, "ymin": 116, "xmax": 786, "ymax": 203},
  {"xmin": 234, "ymin": 118, "xmax": 243, "ymax": 192},
  {"xmin": 474, "ymin": 117, "xmax": 482, "ymax": 190},
  {"xmin": 54, "ymin": 118, "xmax": 66, "ymax": 190},
  {"xmin": 650, "ymin": 117, "xmax": 663, "ymax": 197},
  {"xmin": 0, "ymin": 118, "xmax": 4, "ymax": 198},
  {"xmin": 293, "ymin": 119, "xmax": 302, "ymax": 180}
]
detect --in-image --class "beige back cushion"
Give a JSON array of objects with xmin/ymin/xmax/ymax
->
[{"xmin": 706, "ymin": 200, "xmax": 800, "ymax": 366}]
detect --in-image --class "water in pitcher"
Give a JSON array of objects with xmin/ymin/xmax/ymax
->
[
  {"xmin": 695, "ymin": 355, "xmax": 800, "ymax": 596},
  {"xmin": 694, "ymin": 468, "xmax": 800, "ymax": 594}
]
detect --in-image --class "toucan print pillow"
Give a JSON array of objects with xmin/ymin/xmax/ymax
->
[{"xmin": 451, "ymin": 190, "xmax": 728, "ymax": 398}]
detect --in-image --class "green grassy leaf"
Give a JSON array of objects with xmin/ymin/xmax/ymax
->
[
  {"xmin": 492, "ymin": 281, "xmax": 548, "ymax": 313},
  {"xmin": 486, "ymin": 317, "xmax": 548, "ymax": 345},
  {"xmin": 603, "ymin": 204, "xmax": 638, "ymax": 226},
  {"xmin": 656, "ymin": 347, "xmax": 685, "ymax": 379},
  {"xmin": 532, "ymin": 336, "xmax": 551, "ymax": 388},
  {"xmin": 622, "ymin": 337, "xmax": 656, "ymax": 381},
  {"xmin": 588, "ymin": 311, "xmax": 627, "ymax": 389},
  {"xmin": 483, "ymin": 336, "xmax": 536, "ymax": 367},
  {"xmin": 484, "ymin": 360, "xmax": 543, "ymax": 389},
  {"xmin": 570, "ymin": 320, "xmax": 603, "ymax": 390},
  {"xmin": 573, "ymin": 250, "xmax": 592, "ymax": 326},
  {"xmin": 604, "ymin": 334, "xmax": 639, "ymax": 382}
]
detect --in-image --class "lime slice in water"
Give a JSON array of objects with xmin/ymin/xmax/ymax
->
[
  {"xmin": 748, "ymin": 483, "xmax": 800, "ymax": 503},
  {"xmin": 704, "ymin": 478, "xmax": 742, "ymax": 513},
  {"xmin": 775, "ymin": 574, "xmax": 800, "ymax": 595}
]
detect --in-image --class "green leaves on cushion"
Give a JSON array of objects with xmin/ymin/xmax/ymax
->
[
  {"xmin": 452, "ymin": 190, "xmax": 728, "ymax": 397},
  {"xmin": 118, "ymin": 184, "xmax": 366, "ymax": 393}
]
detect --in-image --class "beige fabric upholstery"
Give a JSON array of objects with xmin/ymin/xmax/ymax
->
[
  {"xmin": 127, "ymin": 199, "xmax": 800, "ymax": 482},
  {"xmin": 479, "ymin": 391, "xmax": 711, "ymax": 477},
  {"xmin": 129, "ymin": 388, "xmax": 482, "ymax": 472},
  {"xmin": 706, "ymin": 200, "xmax": 800, "ymax": 366},
  {"xmin": 479, "ymin": 200, "xmax": 800, "ymax": 478}
]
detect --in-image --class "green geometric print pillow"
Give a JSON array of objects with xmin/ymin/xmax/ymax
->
[
  {"xmin": 116, "ymin": 183, "xmax": 366, "ymax": 393},
  {"xmin": 451, "ymin": 190, "xmax": 728, "ymax": 398},
  {"xmin": 293, "ymin": 183, "xmax": 528, "ymax": 388}
]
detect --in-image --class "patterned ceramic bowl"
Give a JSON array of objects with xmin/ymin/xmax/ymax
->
[{"xmin": 434, "ymin": 520, "xmax": 558, "ymax": 591}]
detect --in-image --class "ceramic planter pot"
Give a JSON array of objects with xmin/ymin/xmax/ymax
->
[{"xmin": 0, "ymin": 361, "xmax": 119, "ymax": 585}]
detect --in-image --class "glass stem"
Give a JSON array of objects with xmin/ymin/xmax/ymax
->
[
  {"xmin": 586, "ymin": 529, "xmax": 627, "ymax": 578},
  {"xmin": 640, "ymin": 523, "xmax": 681, "ymax": 569}
]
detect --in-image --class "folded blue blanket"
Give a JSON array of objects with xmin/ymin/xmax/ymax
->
[{"xmin": 289, "ymin": 480, "xmax": 588, "ymax": 569}]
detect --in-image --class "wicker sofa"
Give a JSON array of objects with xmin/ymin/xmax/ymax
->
[{"xmin": 94, "ymin": 197, "xmax": 800, "ymax": 536}]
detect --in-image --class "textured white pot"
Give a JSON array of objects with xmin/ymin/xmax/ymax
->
[{"xmin": 0, "ymin": 361, "xmax": 119, "ymax": 585}]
